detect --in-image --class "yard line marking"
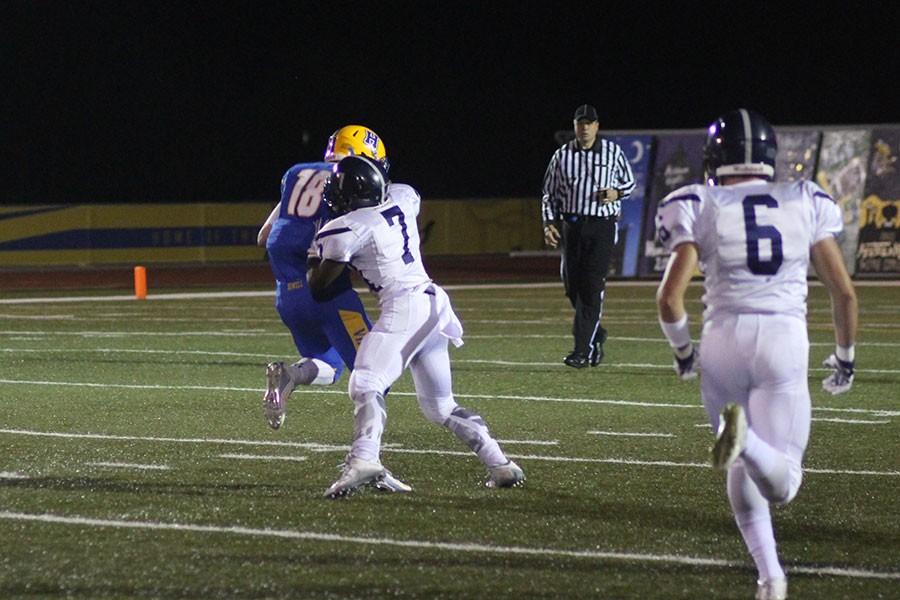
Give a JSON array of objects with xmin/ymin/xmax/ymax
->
[
  {"xmin": 1, "ymin": 510, "xmax": 898, "ymax": 580},
  {"xmin": 88, "ymin": 461, "xmax": 171, "ymax": 471},
  {"xmin": 1, "ymin": 379, "xmax": 898, "ymax": 417},
  {"xmin": 496, "ymin": 439, "xmax": 559, "ymax": 446},
  {"xmin": 219, "ymin": 453, "xmax": 308, "ymax": 462},
  {"xmin": 0, "ymin": 472, "xmax": 28, "ymax": 479},
  {"xmin": 2, "ymin": 428, "xmax": 896, "ymax": 477},
  {"xmin": 588, "ymin": 431, "xmax": 676, "ymax": 438},
  {"xmin": 811, "ymin": 418, "xmax": 891, "ymax": 425}
]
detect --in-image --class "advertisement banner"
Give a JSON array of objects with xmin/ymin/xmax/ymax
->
[
  {"xmin": 857, "ymin": 127, "xmax": 900, "ymax": 274},
  {"xmin": 639, "ymin": 132, "xmax": 706, "ymax": 276},
  {"xmin": 608, "ymin": 134, "xmax": 653, "ymax": 277},
  {"xmin": 815, "ymin": 130, "xmax": 871, "ymax": 275},
  {"xmin": 775, "ymin": 130, "xmax": 821, "ymax": 182}
]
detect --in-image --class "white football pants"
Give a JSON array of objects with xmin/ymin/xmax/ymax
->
[
  {"xmin": 701, "ymin": 312, "xmax": 811, "ymax": 581},
  {"xmin": 347, "ymin": 283, "xmax": 507, "ymax": 468}
]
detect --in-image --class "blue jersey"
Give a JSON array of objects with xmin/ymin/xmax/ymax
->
[{"xmin": 266, "ymin": 162, "xmax": 352, "ymax": 293}]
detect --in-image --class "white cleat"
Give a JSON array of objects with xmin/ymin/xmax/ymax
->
[
  {"xmin": 324, "ymin": 456, "xmax": 386, "ymax": 499},
  {"xmin": 486, "ymin": 460, "xmax": 525, "ymax": 488},
  {"xmin": 263, "ymin": 362, "xmax": 294, "ymax": 430},
  {"xmin": 756, "ymin": 577, "xmax": 787, "ymax": 600},
  {"xmin": 372, "ymin": 469, "xmax": 413, "ymax": 493},
  {"xmin": 711, "ymin": 403, "xmax": 748, "ymax": 471}
]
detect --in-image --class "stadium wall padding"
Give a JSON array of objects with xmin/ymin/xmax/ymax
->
[{"xmin": 3, "ymin": 125, "xmax": 899, "ymax": 276}]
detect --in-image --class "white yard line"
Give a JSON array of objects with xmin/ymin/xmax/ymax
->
[
  {"xmin": 1, "ymin": 428, "xmax": 897, "ymax": 478},
  {"xmin": 496, "ymin": 439, "xmax": 559, "ymax": 446},
  {"xmin": 0, "ymin": 510, "xmax": 897, "ymax": 580},
  {"xmin": 88, "ymin": 461, "xmax": 171, "ymax": 471},
  {"xmin": 218, "ymin": 453, "xmax": 308, "ymax": 462},
  {"xmin": 588, "ymin": 431, "xmax": 676, "ymax": 438},
  {"xmin": 1, "ymin": 378, "xmax": 897, "ymax": 417},
  {"xmin": 811, "ymin": 417, "xmax": 891, "ymax": 425}
]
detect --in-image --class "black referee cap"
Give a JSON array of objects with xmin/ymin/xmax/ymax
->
[{"xmin": 574, "ymin": 104, "xmax": 598, "ymax": 122}]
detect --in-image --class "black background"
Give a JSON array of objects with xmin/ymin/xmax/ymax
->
[{"xmin": 5, "ymin": 1, "xmax": 896, "ymax": 203}]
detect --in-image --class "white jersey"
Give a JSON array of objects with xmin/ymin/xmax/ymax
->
[
  {"xmin": 655, "ymin": 179, "xmax": 842, "ymax": 321},
  {"xmin": 315, "ymin": 183, "xmax": 431, "ymax": 303}
]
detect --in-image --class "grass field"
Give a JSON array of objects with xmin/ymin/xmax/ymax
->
[{"xmin": 0, "ymin": 280, "xmax": 898, "ymax": 599}]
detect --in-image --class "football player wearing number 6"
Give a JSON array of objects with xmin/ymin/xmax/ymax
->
[
  {"xmin": 308, "ymin": 156, "xmax": 525, "ymax": 498},
  {"xmin": 655, "ymin": 109, "xmax": 858, "ymax": 600},
  {"xmin": 257, "ymin": 126, "xmax": 386, "ymax": 433}
]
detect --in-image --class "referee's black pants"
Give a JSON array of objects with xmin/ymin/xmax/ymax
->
[{"xmin": 561, "ymin": 216, "xmax": 616, "ymax": 357}]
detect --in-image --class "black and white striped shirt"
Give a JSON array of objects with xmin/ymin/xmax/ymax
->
[{"xmin": 541, "ymin": 138, "xmax": 636, "ymax": 222}]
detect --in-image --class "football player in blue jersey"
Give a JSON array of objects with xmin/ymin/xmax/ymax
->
[{"xmin": 257, "ymin": 125, "xmax": 387, "ymax": 432}]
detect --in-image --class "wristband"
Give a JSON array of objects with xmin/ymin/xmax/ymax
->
[
  {"xmin": 836, "ymin": 344, "xmax": 855, "ymax": 363},
  {"xmin": 659, "ymin": 314, "xmax": 691, "ymax": 351}
]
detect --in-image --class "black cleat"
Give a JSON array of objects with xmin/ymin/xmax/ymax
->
[{"xmin": 564, "ymin": 352, "xmax": 590, "ymax": 369}]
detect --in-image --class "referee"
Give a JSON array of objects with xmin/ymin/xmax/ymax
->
[{"xmin": 541, "ymin": 104, "xmax": 636, "ymax": 368}]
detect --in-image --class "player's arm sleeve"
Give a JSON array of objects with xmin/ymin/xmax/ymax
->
[
  {"xmin": 541, "ymin": 151, "xmax": 561, "ymax": 223},
  {"xmin": 655, "ymin": 187, "xmax": 702, "ymax": 253},
  {"xmin": 314, "ymin": 224, "xmax": 359, "ymax": 264},
  {"xmin": 807, "ymin": 181, "xmax": 843, "ymax": 244},
  {"xmin": 389, "ymin": 184, "xmax": 422, "ymax": 217},
  {"xmin": 615, "ymin": 146, "xmax": 636, "ymax": 199}
]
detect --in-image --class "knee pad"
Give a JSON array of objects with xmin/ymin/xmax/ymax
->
[
  {"xmin": 772, "ymin": 460, "xmax": 803, "ymax": 505},
  {"xmin": 418, "ymin": 395, "xmax": 457, "ymax": 424},
  {"xmin": 349, "ymin": 368, "xmax": 388, "ymax": 400}
]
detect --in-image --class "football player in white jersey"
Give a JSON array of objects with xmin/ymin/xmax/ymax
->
[
  {"xmin": 307, "ymin": 155, "xmax": 525, "ymax": 498},
  {"xmin": 655, "ymin": 109, "xmax": 858, "ymax": 600}
]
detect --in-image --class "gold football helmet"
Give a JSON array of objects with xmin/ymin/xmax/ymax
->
[{"xmin": 323, "ymin": 125, "xmax": 388, "ymax": 165}]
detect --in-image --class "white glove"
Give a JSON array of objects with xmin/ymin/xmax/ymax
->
[
  {"xmin": 822, "ymin": 353, "xmax": 854, "ymax": 395},
  {"xmin": 673, "ymin": 344, "xmax": 698, "ymax": 380}
]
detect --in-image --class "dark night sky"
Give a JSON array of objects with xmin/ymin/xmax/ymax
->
[{"xmin": 4, "ymin": 1, "xmax": 897, "ymax": 204}]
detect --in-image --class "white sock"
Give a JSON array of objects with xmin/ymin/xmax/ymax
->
[{"xmin": 728, "ymin": 462, "xmax": 785, "ymax": 582}]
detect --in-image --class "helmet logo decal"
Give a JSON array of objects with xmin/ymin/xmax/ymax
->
[{"xmin": 364, "ymin": 130, "xmax": 379, "ymax": 148}]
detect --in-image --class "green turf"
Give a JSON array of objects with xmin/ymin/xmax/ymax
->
[{"xmin": 0, "ymin": 282, "xmax": 898, "ymax": 599}]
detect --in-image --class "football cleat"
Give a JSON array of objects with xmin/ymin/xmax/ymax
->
[
  {"xmin": 563, "ymin": 352, "xmax": 590, "ymax": 369},
  {"xmin": 263, "ymin": 362, "xmax": 294, "ymax": 430},
  {"xmin": 324, "ymin": 456, "xmax": 387, "ymax": 499},
  {"xmin": 486, "ymin": 460, "xmax": 525, "ymax": 488},
  {"xmin": 371, "ymin": 469, "xmax": 413, "ymax": 493},
  {"xmin": 756, "ymin": 577, "xmax": 788, "ymax": 600},
  {"xmin": 711, "ymin": 403, "xmax": 748, "ymax": 471}
]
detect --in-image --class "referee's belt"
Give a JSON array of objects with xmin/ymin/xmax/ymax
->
[{"xmin": 562, "ymin": 213, "xmax": 616, "ymax": 223}]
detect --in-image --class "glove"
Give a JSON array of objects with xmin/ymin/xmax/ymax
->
[
  {"xmin": 822, "ymin": 353, "xmax": 854, "ymax": 395},
  {"xmin": 673, "ymin": 344, "xmax": 698, "ymax": 380}
]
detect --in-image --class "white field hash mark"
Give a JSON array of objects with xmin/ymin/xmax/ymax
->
[
  {"xmin": 0, "ymin": 511, "xmax": 897, "ymax": 581},
  {"xmin": 1, "ymin": 428, "xmax": 898, "ymax": 478}
]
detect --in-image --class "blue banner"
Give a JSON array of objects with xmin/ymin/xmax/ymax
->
[
  {"xmin": 608, "ymin": 135, "xmax": 653, "ymax": 277},
  {"xmin": 640, "ymin": 132, "xmax": 706, "ymax": 276}
]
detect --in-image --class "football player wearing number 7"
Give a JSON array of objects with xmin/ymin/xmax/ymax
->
[
  {"xmin": 308, "ymin": 156, "xmax": 525, "ymax": 498},
  {"xmin": 257, "ymin": 126, "xmax": 386, "ymax": 433},
  {"xmin": 655, "ymin": 109, "xmax": 858, "ymax": 600}
]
